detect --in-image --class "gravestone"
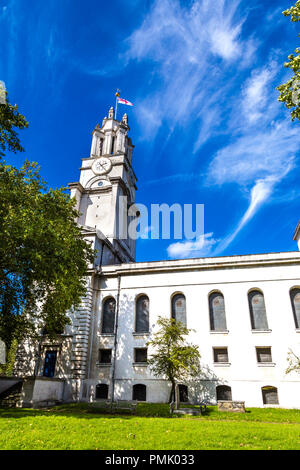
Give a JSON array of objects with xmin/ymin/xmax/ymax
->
[{"xmin": 218, "ymin": 400, "xmax": 245, "ymax": 413}]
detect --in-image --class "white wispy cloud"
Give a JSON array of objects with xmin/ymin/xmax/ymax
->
[
  {"xmin": 214, "ymin": 176, "xmax": 281, "ymax": 253},
  {"xmin": 204, "ymin": 54, "xmax": 299, "ymax": 249},
  {"xmin": 208, "ymin": 120, "xmax": 298, "ymax": 186},
  {"xmin": 167, "ymin": 232, "xmax": 218, "ymax": 259},
  {"xmin": 123, "ymin": 1, "xmax": 300, "ymax": 257},
  {"xmin": 241, "ymin": 62, "xmax": 278, "ymax": 123},
  {"xmin": 206, "ymin": 115, "xmax": 298, "ymax": 251},
  {"xmin": 124, "ymin": 0, "xmax": 255, "ymax": 143}
]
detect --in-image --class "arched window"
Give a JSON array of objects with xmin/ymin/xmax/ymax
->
[
  {"xmin": 216, "ymin": 385, "xmax": 232, "ymax": 401},
  {"xmin": 290, "ymin": 288, "xmax": 300, "ymax": 328},
  {"xmin": 101, "ymin": 297, "xmax": 116, "ymax": 334},
  {"xmin": 96, "ymin": 384, "xmax": 108, "ymax": 400},
  {"xmin": 178, "ymin": 384, "xmax": 188, "ymax": 402},
  {"xmin": 171, "ymin": 294, "xmax": 186, "ymax": 326},
  {"xmin": 132, "ymin": 384, "xmax": 146, "ymax": 401},
  {"xmin": 135, "ymin": 295, "xmax": 149, "ymax": 333},
  {"xmin": 248, "ymin": 290, "xmax": 269, "ymax": 330},
  {"xmin": 209, "ymin": 292, "xmax": 227, "ymax": 331},
  {"xmin": 262, "ymin": 386, "xmax": 279, "ymax": 405}
]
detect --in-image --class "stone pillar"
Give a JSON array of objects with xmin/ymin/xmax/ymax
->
[{"xmin": 70, "ymin": 276, "xmax": 94, "ymax": 400}]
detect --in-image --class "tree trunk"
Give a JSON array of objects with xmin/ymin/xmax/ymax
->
[{"xmin": 169, "ymin": 381, "xmax": 176, "ymax": 403}]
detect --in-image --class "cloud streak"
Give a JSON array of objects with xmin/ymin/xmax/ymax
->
[
  {"xmin": 167, "ymin": 232, "xmax": 218, "ymax": 259},
  {"xmin": 122, "ymin": 1, "xmax": 300, "ymax": 258},
  {"xmin": 124, "ymin": 0, "xmax": 255, "ymax": 143}
]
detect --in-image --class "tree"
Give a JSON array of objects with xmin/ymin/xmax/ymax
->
[
  {"xmin": 277, "ymin": 1, "xmax": 300, "ymax": 121},
  {"xmin": 0, "ymin": 160, "xmax": 94, "ymax": 362},
  {"xmin": 147, "ymin": 317, "xmax": 201, "ymax": 403},
  {"xmin": 286, "ymin": 348, "xmax": 300, "ymax": 374},
  {"xmin": 0, "ymin": 94, "xmax": 28, "ymax": 157},
  {"xmin": 0, "ymin": 96, "xmax": 94, "ymax": 374}
]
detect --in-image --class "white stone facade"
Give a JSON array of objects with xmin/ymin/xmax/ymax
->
[
  {"xmin": 14, "ymin": 107, "xmax": 300, "ymax": 409},
  {"xmin": 82, "ymin": 252, "xmax": 300, "ymax": 409}
]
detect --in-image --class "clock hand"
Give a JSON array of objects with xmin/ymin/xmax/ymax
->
[{"xmin": 97, "ymin": 162, "xmax": 107, "ymax": 171}]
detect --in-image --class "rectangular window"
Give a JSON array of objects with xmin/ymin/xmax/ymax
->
[
  {"xmin": 111, "ymin": 136, "xmax": 115, "ymax": 155},
  {"xmin": 98, "ymin": 349, "xmax": 112, "ymax": 364},
  {"xmin": 43, "ymin": 350, "xmax": 57, "ymax": 378},
  {"xmin": 134, "ymin": 348, "xmax": 147, "ymax": 363},
  {"xmin": 256, "ymin": 347, "xmax": 272, "ymax": 363},
  {"xmin": 213, "ymin": 347, "xmax": 229, "ymax": 363},
  {"xmin": 262, "ymin": 386, "xmax": 279, "ymax": 404}
]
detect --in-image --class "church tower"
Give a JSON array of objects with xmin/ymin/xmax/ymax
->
[{"xmin": 69, "ymin": 106, "xmax": 137, "ymax": 266}]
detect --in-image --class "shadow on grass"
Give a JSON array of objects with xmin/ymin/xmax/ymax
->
[
  {"xmin": 0, "ymin": 403, "xmax": 214, "ymax": 421},
  {"xmin": 2, "ymin": 403, "xmax": 300, "ymax": 424},
  {"xmin": 0, "ymin": 404, "xmax": 167, "ymax": 421}
]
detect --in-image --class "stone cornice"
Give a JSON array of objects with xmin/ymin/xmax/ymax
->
[
  {"xmin": 68, "ymin": 181, "xmax": 84, "ymax": 193},
  {"xmin": 293, "ymin": 221, "xmax": 300, "ymax": 240},
  {"xmin": 98, "ymin": 251, "xmax": 300, "ymax": 277},
  {"xmin": 79, "ymin": 154, "xmax": 137, "ymax": 186},
  {"xmin": 79, "ymin": 225, "xmax": 133, "ymax": 264}
]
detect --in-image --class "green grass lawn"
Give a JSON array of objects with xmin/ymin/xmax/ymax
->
[{"xmin": 0, "ymin": 403, "xmax": 300, "ymax": 450}]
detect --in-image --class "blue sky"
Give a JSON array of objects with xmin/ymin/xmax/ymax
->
[{"xmin": 1, "ymin": 0, "xmax": 300, "ymax": 262}]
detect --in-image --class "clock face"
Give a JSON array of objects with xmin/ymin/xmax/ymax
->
[{"xmin": 92, "ymin": 157, "xmax": 112, "ymax": 175}]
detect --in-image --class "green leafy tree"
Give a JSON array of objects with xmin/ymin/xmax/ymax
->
[
  {"xmin": 0, "ymin": 98, "xmax": 94, "ymax": 374},
  {"xmin": 147, "ymin": 317, "xmax": 201, "ymax": 402},
  {"xmin": 277, "ymin": 1, "xmax": 300, "ymax": 121},
  {"xmin": 0, "ymin": 160, "xmax": 94, "ymax": 365},
  {"xmin": 0, "ymin": 94, "xmax": 28, "ymax": 157},
  {"xmin": 286, "ymin": 349, "xmax": 300, "ymax": 374}
]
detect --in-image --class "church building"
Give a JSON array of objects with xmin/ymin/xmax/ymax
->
[{"xmin": 13, "ymin": 106, "xmax": 300, "ymax": 409}]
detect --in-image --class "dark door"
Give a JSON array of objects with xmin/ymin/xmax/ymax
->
[
  {"xmin": 96, "ymin": 384, "xmax": 108, "ymax": 399},
  {"xmin": 132, "ymin": 384, "xmax": 146, "ymax": 401},
  {"xmin": 43, "ymin": 350, "xmax": 57, "ymax": 378},
  {"xmin": 179, "ymin": 384, "xmax": 188, "ymax": 402}
]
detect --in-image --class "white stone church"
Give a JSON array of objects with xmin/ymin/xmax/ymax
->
[{"xmin": 13, "ymin": 106, "xmax": 300, "ymax": 409}]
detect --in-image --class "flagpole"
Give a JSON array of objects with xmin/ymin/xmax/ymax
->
[{"xmin": 115, "ymin": 89, "xmax": 120, "ymax": 120}]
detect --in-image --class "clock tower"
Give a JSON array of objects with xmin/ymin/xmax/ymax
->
[{"xmin": 68, "ymin": 106, "xmax": 137, "ymax": 266}]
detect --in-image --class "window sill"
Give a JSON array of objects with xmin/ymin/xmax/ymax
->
[
  {"xmin": 257, "ymin": 362, "xmax": 276, "ymax": 367},
  {"xmin": 209, "ymin": 330, "xmax": 229, "ymax": 335},
  {"xmin": 96, "ymin": 363, "xmax": 112, "ymax": 367},
  {"xmin": 213, "ymin": 362, "xmax": 231, "ymax": 367},
  {"xmin": 132, "ymin": 332, "xmax": 150, "ymax": 337},
  {"xmin": 98, "ymin": 333, "xmax": 115, "ymax": 337},
  {"xmin": 251, "ymin": 329, "xmax": 272, "ymax": 334},
  {"xmin": 132, "ymin": 362, "xmax": 148, "ymax": 367}
]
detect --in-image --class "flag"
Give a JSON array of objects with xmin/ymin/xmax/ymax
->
[{"xmin": 117, "ymin": 97, "xmax": 133, "ymax": 106}]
